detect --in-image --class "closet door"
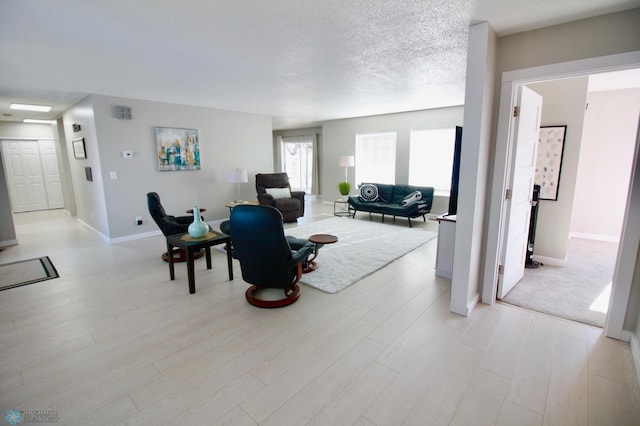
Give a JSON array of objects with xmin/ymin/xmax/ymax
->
[
  {"xmin": 38, "ymin": 140, "xmax": 64, "ymax": 209},
  {"xmin": 1, "ymin": 140, "xmax": 48, "ymax": 212}
]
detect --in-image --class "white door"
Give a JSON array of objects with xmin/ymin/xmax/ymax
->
[
  {"xmin": 38, "ymin": 140, "xmax": 64, "ymax": 209},
  {"xmin": 497, "ymin": 86, "xmax": 543, "ymax": 299},
  {"xmin": 1, "ymin": 140, "xmax": 48, "ymax": 212}
]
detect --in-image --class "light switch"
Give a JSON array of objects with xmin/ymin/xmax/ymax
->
[{"xmin": 110, "ymin": 171, "xmax": 118, "ymax": 180}]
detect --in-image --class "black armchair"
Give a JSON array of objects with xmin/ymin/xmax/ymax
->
[
  {"xmin": 229, "ymin": 205, "xmax": 314, "ymax": 307},
  {"xmin": 255, "ymin": 173, "xmax": 305, "ymax": 222},
  {"xmin": 147, "ymin": 192, "xmax": 205, "ymax": 262}
]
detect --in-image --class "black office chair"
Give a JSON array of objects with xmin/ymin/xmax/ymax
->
[
  {"xmin": 229, "ymin": 205, "xmax": 314, "ymax": 307},
  {"xmin": 147, "ymin": 192, "xmax": 205, "ymax": 262}
]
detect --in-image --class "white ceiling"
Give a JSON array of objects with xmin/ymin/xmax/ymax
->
[{"xmin": 0, "ymin": 0, "xmax": 638, "ymax": 129}]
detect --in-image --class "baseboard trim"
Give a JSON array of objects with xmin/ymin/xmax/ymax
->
[
  {"xmin": 107, "ymin": 220, "xmax": 227, "ymax": 245},
  {"xmin": 435, "ymin": 268, "xmax": 452, "ymax": 279},
  {"xmin": 0, "ymin": 239, "xmax": 18, "ymax": 248},
  {"xmin": 532, "ymin": 255, "xmax": 566, "ymax": 267},
  {"xmin": 76, "ymin": 219, "xmax": 109, "ymax": 243},
  {"xmin": 109, "ymin": 229, "xmax": 161, "ymax": 244},
  {"xmin": 630, "ymin": 333, "xmax": 640, "ymax": 386},
  {"xmin": 569, "ymin": 232, "xmax": 619, "ymax": 243},
  {"xmin": 450, "ymin": 293, "xmax": 480, "ymax": 317}
]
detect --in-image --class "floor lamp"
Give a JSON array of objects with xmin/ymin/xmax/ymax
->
[
  {"xmin": 228, "ymin": 168, "xmax": 248, "ymax": 202},
  {"xmin": 339, "ymin": 155, "xmax": 355, "ymax": 182}
]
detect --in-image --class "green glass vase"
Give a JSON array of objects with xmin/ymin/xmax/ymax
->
[{"xmin": 188, "ymin": 206, "xmax": 208, "ymax": 238}]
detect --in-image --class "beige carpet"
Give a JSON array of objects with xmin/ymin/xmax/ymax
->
[{"xmin": 502, "ymin": 238, "xmax": 618, "ymax": 327}]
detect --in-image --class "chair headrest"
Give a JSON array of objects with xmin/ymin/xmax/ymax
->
[{"xmin": 147, "ymin": 192, "xmax": 167, "ymax": 221}]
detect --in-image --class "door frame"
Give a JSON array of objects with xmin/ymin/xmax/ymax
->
[{"xmin": 483, "ymin": 50, "xmax": 640, "ymax": 341}]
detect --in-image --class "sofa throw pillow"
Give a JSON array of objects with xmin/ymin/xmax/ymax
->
[
  {"xmin": 359, "ymin": 184, "xmax": 378, "ymax": 202},
  {"xmin": 401, "ymin": 191, "xmax": 422, "ymax": 207},
  {"xmin": 265, "ymin": 187, "xmax": 291, "ymax": 199}
]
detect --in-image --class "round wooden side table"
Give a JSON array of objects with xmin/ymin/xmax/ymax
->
[{"xmin": 305, "ymin": 233, "xmax": 338, "ymax": 272}]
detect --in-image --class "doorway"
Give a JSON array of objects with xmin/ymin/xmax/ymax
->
[
  {"xmin": 1, "ymin": 139, "xmax": 64, "ymax": 212},
  {"xmin": 280, "ymin": 136, "xmax": 315, "ymax": 193},
  {"xmin": 499, "ymin": 73, "xmax": 639, "ymax": 328},
  {"xmin": 484, "ymin": 51, "xmax": 640, "ymax": 340}
]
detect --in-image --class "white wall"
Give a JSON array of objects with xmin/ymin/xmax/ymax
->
[
  {"xmin": 320, "ymin": 106, "xmax": 464, "ymax": 215},
  {"xmin": 526, "ymin": 77, "xmax": 589, "ymax": 263},
  {"xmin": 62, "ymin": 96, "xmax": 110, "ymax": 236},
  {"xmin": 62, "ymin": 95, "xmax": 274, "ymax": 240},
  {"xmin": 451, "ymin": 21, "xmax": 497, "ymax": 315},
  {"xmin": 570, "ymin": 88, "xmax": 640, "ymax": 242}
]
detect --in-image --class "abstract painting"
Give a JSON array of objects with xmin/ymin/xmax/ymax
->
[
  {"xmin": 154, "ymin": 127, "xmax": 200, "ymax": 171},
  {"xmin": 535, "ymin": 125, "xmax": 567, "ymax": 201}
]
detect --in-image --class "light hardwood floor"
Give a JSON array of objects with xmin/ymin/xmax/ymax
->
[{"xmin": 1, "ymin": 201, "xmax": 639, "ymax": 425}]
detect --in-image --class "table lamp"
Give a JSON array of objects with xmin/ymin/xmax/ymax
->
[{"xmin": 227, "ymin": 168, "xmax": 248, "ymax": 202}]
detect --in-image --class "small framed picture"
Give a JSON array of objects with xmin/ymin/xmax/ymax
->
[{"xmin": 72, "ymin": 138, "xmax": 86, "ymax": 159}]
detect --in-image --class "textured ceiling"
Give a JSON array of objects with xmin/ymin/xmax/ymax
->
[{"xmin": 0, "ymin": 0, "xmax": 638, "ymax": 129}]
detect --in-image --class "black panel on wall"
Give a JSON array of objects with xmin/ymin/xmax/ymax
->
[{"xmin": 448, "ymin": 126, "xmax": 463, "ymax": 215}]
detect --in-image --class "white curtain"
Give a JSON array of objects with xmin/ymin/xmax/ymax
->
[{"xmin": 311, "ymin": 133, "xmax": 319, "ymax": 194}]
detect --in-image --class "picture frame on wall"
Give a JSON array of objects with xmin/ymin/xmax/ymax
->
[
  {"xmin": 154, "ymin": 127, "xmax": 200, "ymax": 171},
  {"xmin": 535, "ymin": 125, "xmax": 567, "ymax": 201},
  {"xmin": 72, "ymin": 138, "xmax": 86, "ymax": 159}
]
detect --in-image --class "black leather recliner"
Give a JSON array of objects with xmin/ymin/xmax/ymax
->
[
  {"xmin": 255, "ymin": 173, "xmax": 305, "ymax": 222},
  {"xmin": 229, "ymin": 205, "xmax": 314, "ymax": 307},
  {"xmin": 147, "ymin": 192, "xmax": 206, "ymax": 262}
]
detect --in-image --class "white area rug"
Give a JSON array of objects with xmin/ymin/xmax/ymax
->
[{"xmin": 286, "ymin": 217, "xmax": 437, "ymax": 294}]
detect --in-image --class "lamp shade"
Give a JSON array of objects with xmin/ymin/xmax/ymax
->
[
  {"xmin": 338, "ymin": 155, "xmax": 355, "ymax": 167},
  {"xmin": 227, "ymin": 168, "xmax": 248, "ymax": 183}
]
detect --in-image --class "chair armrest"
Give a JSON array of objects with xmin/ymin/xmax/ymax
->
[
  {"xmin": 290, "ymin": 191, "xmax": 306, "ymax": 216},
  {"xmin": 290, "ymin": 244, "xmax": 315, "ymax": 265},
  {"xmin": 257, "ymin": 193, "xmax": 275, "ymax": 205}
]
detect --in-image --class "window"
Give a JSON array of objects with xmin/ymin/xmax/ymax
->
[
  {"xmin": 281, "ymin": 136, "xmax": 313, "ymax": 193},
  {"xmin": 355, "ymin": 132, "xmax": 396, "ymax": 185},
  {"xmin": 409, "ymin": 128, "xmax": 456, "ymax": 194}
]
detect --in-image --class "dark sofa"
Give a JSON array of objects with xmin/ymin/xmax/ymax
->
[{"xmin": 348, "ymin": 183, "xmax": 434, "ymax": 227}]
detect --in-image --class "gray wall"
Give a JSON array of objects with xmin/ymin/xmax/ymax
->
[
  {"xmin": 62, "ymin": 94, "xmax": 274, "ymax": 240},
  {"xmin": 527, "ymin": 77, "xmax": 589, "ymax": 263},
  {"xmin": 320, "ymin": 106, "xmax": 464, "ymax": 215},
  {"xmin": 497, "ymin": 9, "xmax": 640, "ymax": 73}
]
